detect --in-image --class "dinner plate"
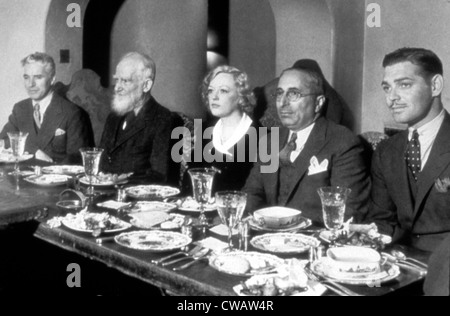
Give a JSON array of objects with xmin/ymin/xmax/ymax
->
[
  {"xmin": 125, "ymin": 185, "xmax": 180, "ymax": 200},
  {"xmin": 0, "ymin": 153, "xmax": 33, "ymax": 163},
  {"xmin": 42, "ymin": 165, "xmax": 85, "ymax": 175},
  {"xmin": 130, "ymin": 213, "xmax": 185, "ymax": 230},
  {"xmin": 233, "ymin": 274, "xmax": 326, "ymax": 296},
  {"xmin": 209, "ymin": 251, "xmax": 285, "ymax": 277},
  {"xmin": 24, "ymin": 174, "xmax": 71, "ymax": 187},
  {"xmin": 319, "ymin": 230, "xmax": 392, "ymax": 248},
  {"xmin": 128, "ymin": 201, "xmax": 178, "ymax": 213},
  {"xmin": 310, "ymin": 257, "xmax": 400, "ymax": 286},
  {"xmin": 114, "ymin": 230, "xmax": 192, "ymax": 252},
  {"xmin": 249, "ymin": 217, "xmax": 312, "ymax": 233},
  {"xmin": 177, "ymin": 197, "xmax": 217, "ymax": 213},
  {"xmin": 250, "ymin": 233, "xmax": 320, "ymax": 254},
  {"xmin": 61, "ymin": 211, "xmax": 132, "ymax": 233},
  {"xmin": 79, "ymin": 176, "xmax": 128, "ymax": 187}
]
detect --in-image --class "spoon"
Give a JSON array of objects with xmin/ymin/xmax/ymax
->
[
  {"xmin": 390, "ymin": 250, "xmax": 428, "ymax": 269},
  {"xmin": 172, "ymin": 248, "xmax": 211, "ymax": 271}
]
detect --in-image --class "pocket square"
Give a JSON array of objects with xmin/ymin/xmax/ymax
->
[
  {"xmin": 55, "ymin": 128, "xmax": 66, "ymax": 137},
  {"xmin": 308, "ymin": 156, "xmax": 329, "ymax": 175},
  {"xmin": 435, "ymin": 177, "xmax": 450, "ymax": 193}
]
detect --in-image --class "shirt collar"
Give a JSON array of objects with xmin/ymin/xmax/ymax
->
[
  {"xmin": 408, "ymin": 109, "xmax": 445, "ymax": 140},
  {"xmin": 212, "ymin": 113, "xmax": 253, "ymax": 156},
  {"xmin": 32, "ymin": 91, "xmax": 53, "ymax": 116},
  {"xmin": 289, "ymin": 122, "xmax": 316, "ymax": 150}
]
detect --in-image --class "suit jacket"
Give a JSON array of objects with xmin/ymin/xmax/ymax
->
[
  {"xmin": 243, "ymin": 117, "xmax": 371, "ymax": 224},
  {"xmin": 366, "ymin": 111, "xmax": 450, "ymax": 252},
  {"xmin": 99, "ymin": 96, "xmax": 180, "ymax": 185},
  {"xmin": 182, "ymin": 119, "xmax": 261, "ymax": 194},
  {"xmin": 423, "ymin": 234, "xmax": 450, "ymax": 296},
  {"xmin": 0, "ymin": 94, "xmax": 94, "ymax": 164}
]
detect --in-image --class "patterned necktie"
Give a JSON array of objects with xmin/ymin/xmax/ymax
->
[
  {"xmin": 405, "ymin": 130, "xmax": 421, "ymax": 181},
  {"xmin": 279, "ymin": 132, "xmax": 298, "ymax": 165},
  {"xmin": 34, "ymin": 103, "xmax": 41, "ymax": 129}
]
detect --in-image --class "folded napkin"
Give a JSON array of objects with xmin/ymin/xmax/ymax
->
[
  {"xmin": 97, "ymin": 200, "xmax": 131, "ymax": 210},
  {"xmin": 195, "ymin": 237, "xmax": 229, "ymax": 253},
  {"xmin": 209, "ymin": 224, "xmax": 238, "ymax": 236}
]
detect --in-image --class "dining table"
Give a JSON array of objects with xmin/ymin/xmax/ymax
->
[{"xmin": 0, "ymin": 159, "xmax": 431, "ymax": 296}]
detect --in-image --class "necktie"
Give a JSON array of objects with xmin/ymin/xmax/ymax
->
[
  {"xmin": 34, "ymin": 103, "xmax": 41, "ymax": 129},
  {"xmin": 405, "ymin": 130, "xmax": 421, "ymax": 181},
  {"xmin": 279, "ymin": 132, "xmax": 297, "ymax": 165},
  {"xmin": 122, "ymin": 112, "xmax": 135, "ymax": 130}
]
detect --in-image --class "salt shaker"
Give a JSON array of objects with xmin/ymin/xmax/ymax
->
[{"xmin": 116, "ymin": 187, "xmax": 126, "ymax": 202}]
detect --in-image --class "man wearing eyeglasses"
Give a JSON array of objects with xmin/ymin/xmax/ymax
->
[{"xmin": 243, "ymin": 67, "xmax": 370, "ymax": 224}]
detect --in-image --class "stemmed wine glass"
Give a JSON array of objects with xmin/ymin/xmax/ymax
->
[
  {"xmin": 215, "ymin": 191, "xmax": 247, "ymax": 251},
  {"xmin": 317, "ymin": 186, "xmax": 351, "ymax": 243},
  {"xmin": 79, "ymin": 147, "xmax": 104, "ymax": 204},
  {"xmin": 187, "ymin": 167, "xmax": 217, "ymax": 232},
  {"xmin": 7, "ymin": 132, "xmax": 29, "ymax": 175}
]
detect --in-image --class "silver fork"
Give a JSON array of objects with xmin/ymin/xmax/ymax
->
[
  {"xmin": 152, "ymin": 245, "xmax": 201, "ymax": 265},
  {"xmin": 161, "ymin": 246, "xmax": 204, "ymax": 266},
  {"xmin": 304, "ymin": 266, "xmax": 363, "ymax": 297}
]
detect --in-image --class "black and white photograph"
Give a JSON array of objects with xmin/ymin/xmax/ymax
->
[{"xmin": 0, "ymin": 0, "xmax": 448, "ymax": 299}]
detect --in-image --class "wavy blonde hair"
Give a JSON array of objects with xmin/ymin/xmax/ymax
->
[{"xmin": 201, "ymin": 65, "xmax": 255, "ymax": 115}]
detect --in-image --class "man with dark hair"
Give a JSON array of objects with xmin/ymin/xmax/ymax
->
[
  {"xmin": 243, "ymin": 67, "xmax": 370, "ymax": 224},
  {"xmin": 366, "ymin": 47, "xmax": 450, "ymax": 252},
  {"xmin": 0, "ymin": 52, "xmax": 94, "ymax": 163},
  {"xmin": 99, "ymin": 52, "xmax": 181, "ymax": 184}
]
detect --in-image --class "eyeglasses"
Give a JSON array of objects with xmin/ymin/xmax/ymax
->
[{"xmin": 272, "ymin": 89, "xmax": 317, "ymax": 102}]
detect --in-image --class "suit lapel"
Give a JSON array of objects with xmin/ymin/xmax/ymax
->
[
  {"xmin": 38, "ymin": 95, "xmax": 64, "ymax": 149},
  {"xmin": 414, "ymin": 113, "xmax": 450, "ymax": 219},
  {"xmin": 389, "ymin": 131, "xmax": 415, "ymax": 227},
  {"xmin": 110, "ymin": 98, "xmax": 157, "ymax": 153},
  {"xmin": 280, "ymin": 118, "xmax": 328, "ymax": 205}
]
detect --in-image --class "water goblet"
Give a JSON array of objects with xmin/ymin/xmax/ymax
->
[
  {"xmin": 7, "ymin": 132, "xmax": 29, "ymax": 175},
  {"xmin": 187, "ymin": 167, "xmax": 217, "ymax": 232},
  {"xmin": 215, "ymin": 191, "xmax": 247, "ymax": 250},
  {"xmin": 79, "ymin": 147, "xmax": 104, "ymax": 202},
  {"xmin": 317, "ymin": 186, "xmax": 351, "ymax": 243}
]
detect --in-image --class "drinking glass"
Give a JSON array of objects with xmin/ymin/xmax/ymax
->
[
  {"xmin": 215, "ymin": 191, "xmax": 247, "ymax": 250},
  {"xmin": 317, "ymin": 186, "xmax": 351, "ymax": 241},
  {"xmin": 187, "ymin": 168, "xmax": 217, "ymax": 231},
  {"xmin": 79, "ymin": 147, "xmax": 104, "ymax": 198},
  {"xmin": 7, "ymin": 132, "xmax": 29, "ymax": 175}
]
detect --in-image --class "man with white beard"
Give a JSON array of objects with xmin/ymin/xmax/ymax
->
[{"xmin": 99, "ymin": 52, "xmax": 180, "ymax": 184}]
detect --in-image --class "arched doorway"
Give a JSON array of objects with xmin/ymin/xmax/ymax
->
[{"xmin": 83, "ymin": 0, "xmax": 126, "ymax": 87}]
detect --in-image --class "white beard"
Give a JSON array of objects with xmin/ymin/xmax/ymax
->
[{"xmin": 112, "ymin": 92, "xmax": 141, "ymax": 116}]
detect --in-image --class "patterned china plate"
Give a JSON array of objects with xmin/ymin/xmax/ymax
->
[
  {"xmin": 61, "ymin": 211, "xmax": 131, "ymax": 234},
  {"xmin": 125, "ymin": 185, "xmax": 180, "ymax": 199},
  {"xmin": 24, "ymin": 174, "xmax": 71, "ymax": 187},
  {"xmin": 250, "ymin": 233, "xmax": 320, "ymax": 254},
  {"xmin": 177, "ymin": 197, "xmax": 217, "ymax": 212},
  {"xmin": 114, "ymin": 230, "xmax": 191, "ymax": 252},
  {"xmin": 79, "ymin": 176, "xmax": 128, "ymax": 187},
  {"xmin": 310, "ymin": 257, "xmax": 400, "ymax": 286},
  {"xmin": 209, "ymin": 251, "xmax": 285, "ymax": 277},
  {"xmin": 42, "ymin": 165, "xmax": 85, "ymax": 175},
  {"xmin": 249, "ymin": 217, "xmax": 312, "ymax": 233},
  {"xmin": 0, "ymin": 153, "xmax": 34, "ymax": 163}
]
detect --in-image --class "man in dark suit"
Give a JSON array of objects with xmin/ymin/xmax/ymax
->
[
  {"xmin": 99, "ymin": 52, "xmax": 180, "ymax": 185},
  {"xmin": 366, "ymin": 47, "xmax": 450, "ymax": 252},
  {"xmin": 243, "ymin": 67, "xmax": 370, "ymax": 224},
  {"xmin": 0, "ymin": 52, "xmax": 94, "ymax": 164}
]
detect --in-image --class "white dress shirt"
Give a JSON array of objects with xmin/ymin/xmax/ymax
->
[
  {"xmin": 32, "ymin": 92, "xmax": 54, "ymax": 124},
  {"xmin": 288, "ymin": 122, "xmax": 316, "ymax": 162},
  {"xmin": 212, "ymin": 113, "xmax": 253, "ymax": 156},
  {"xmin": 408, "ymin": 109, "xmax": 445, "ymax": 170}
]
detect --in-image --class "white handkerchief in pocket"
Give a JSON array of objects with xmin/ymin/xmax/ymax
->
[
  {"xmin": 308, "ymin": 156, "xmax": 329, "ymax": 175},
  {"xmin": 55, "ymin": 128, "xmax": 66, "ymax": 137}
]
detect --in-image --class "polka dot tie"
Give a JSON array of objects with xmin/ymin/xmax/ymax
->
[
  {"xmin": 279, "ymin": 133, "xmax": 297, "ymax": 165},
  {"xmin": 405, "ymin": 130, "xmax": 421, "ymax": 181}
]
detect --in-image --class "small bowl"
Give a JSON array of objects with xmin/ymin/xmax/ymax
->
[
  {"xmin": 326, "ymin": 246, "xmax": 381, "ymax": 275},
  {"xmin": 56, "ymin": 200, "xmax": 84, "ymax": 212},
  {"xmin": 253, "ymin": 207, "xmax": 302, "ymax": 229}
]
